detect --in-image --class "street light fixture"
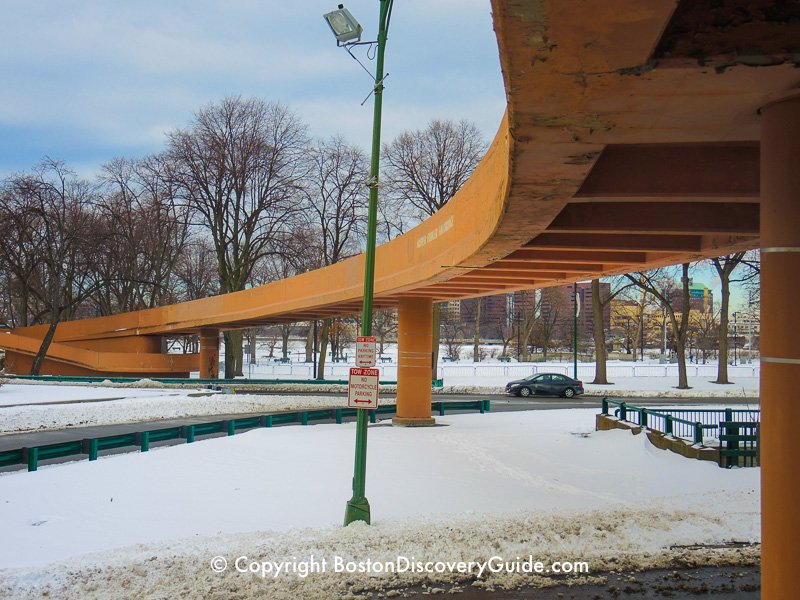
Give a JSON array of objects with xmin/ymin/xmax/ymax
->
[
  {"xmin": 324, "ymin": 0, "xmax": 394, "ymax": 527},
  {"xmin": 323, "ymin": 5, "xmax": 363, "ymax": 45}
]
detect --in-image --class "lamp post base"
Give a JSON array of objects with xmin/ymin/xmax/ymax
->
[{"xmin": 344, "ymin": 497, "xmax": 371, "ymax": 526}]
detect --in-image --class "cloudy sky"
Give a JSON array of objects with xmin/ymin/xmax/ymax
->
[
  {"xmin": 0, "ymin": 0, "xmax": 505, "ymax": 178},
  {"xmin": 0, "ymin": 0, "xmax": 749, "ymax": 307}
]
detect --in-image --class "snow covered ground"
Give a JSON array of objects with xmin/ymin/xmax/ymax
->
[
  {"xmin": 0, "ymin": 373, "xmax": 759, "ymax": 434},
  {"xmin": 0, "ymin": 409, "xmax": 759, "ymax": 598},
  {"xmin": 0, "ymin": 383, "xmax": 189, "ymax": 408}
]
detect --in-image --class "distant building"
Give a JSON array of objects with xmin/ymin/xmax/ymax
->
[
  {"xmin": 459, "ymin": 294, "xmax": 509, "ymax": 336},
  {"xmin": 442, "ymin": 300, "xmax": 461, "ymax": 320},
  {"xmin": 687, "ymin": 281, "xmax": 714, "ymax": 313},
  {"xmin": 539, "ymin": 282, "xmax": 611, "ymax": 340}
]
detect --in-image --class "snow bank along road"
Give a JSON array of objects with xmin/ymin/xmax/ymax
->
[
  {"xmin": 0, "ymin": 409, "xmax": 759, "ymax": 599},
  {"xmin": 0, "ymin": 381, "xmax": 759, "ymax": 435}
]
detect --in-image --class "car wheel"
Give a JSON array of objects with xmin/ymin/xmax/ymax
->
[
  {"xmin": 519, "ymin": 387, "xmax": 531, "ymax": 397},
  {"xmin": 564, "ymin": 387, "xmax": 575, "ymax": 398}
]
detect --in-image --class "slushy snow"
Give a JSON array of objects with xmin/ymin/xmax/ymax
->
[{"xmin": 0, "ymin": 409, "xmax": 759, "ymax": 599}]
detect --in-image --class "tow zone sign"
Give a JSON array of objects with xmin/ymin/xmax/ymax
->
[
  {"xmin": 355, "ymin": 336, "xmax": 377, "ymax": 367},
  {"xmin": 348, "ymin": 367, "xmax": 379, "ymax": 409}
]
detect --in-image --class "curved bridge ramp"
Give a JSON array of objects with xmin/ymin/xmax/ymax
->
[{"xmin": 3, "ymin": 0, "xmax": 796, "ymax": 377}]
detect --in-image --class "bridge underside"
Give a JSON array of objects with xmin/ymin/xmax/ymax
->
[{"xmin": 2, "ymin": 0, "xmax": 799, "ymax": 595}]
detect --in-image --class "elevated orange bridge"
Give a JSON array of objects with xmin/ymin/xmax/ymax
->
[{"xmin": 1, "ymin": 2, "xmax": 798, "ymax": 594}]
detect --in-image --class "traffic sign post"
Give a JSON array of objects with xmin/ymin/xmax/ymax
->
[
  {"xmin": 348, "ymin": 367, "xmax": 379, "ymax": 409},
  {"xmin": 356, "ymin": 336, "xmax": 377, "ymax": 368}
]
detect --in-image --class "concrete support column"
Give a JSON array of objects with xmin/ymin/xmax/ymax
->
[
  {"xmin": 393, "ymin": 297, "xmax": 436, "ymax": 426},
  {"xmin": 760, "ymin": 93, "xmax": 800, "ymax": 599},
  {"xmin": 199, "ymin": 329, "xmax": 220, "ymax": 380}
]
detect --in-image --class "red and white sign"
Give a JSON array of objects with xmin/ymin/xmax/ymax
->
[
  {"xmin": 348, "ymin": 367, "xmax": 379, "ymax": 409},
  {"xmin": 355, "ymin": 336, "xmax": 377, "ymax": 367}
]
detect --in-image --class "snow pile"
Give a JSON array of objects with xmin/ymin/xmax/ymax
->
[
  {"xmin": 0, "ymin": 383, "xmax": 182, "ymax": 407},
  {"xmin": 0, "ymin": 508, "xmax": 758, "ymax": 600},
  {"xmin": 0, "ymin": 409, "xmax": 759, "ymax": 598}
]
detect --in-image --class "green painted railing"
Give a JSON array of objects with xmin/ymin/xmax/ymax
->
[
  {"xmin": 2, "ymin": 399, "xmax": 489, "ymax": 472},
  {"xmin": 719, "ymin": 421, "xmax": 760, "ymax": 467},
  {"xmin": 600, "ymin": 398, "xmax": 760, "ymax": 467}
]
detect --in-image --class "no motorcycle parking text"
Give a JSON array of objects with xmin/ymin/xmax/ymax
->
[{"xmin": 348, "ymin": 367, "xmax": 379, "ymax": 409}]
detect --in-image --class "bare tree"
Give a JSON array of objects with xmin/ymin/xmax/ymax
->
[
  {"xmin": 167, "ymin": 97, "xmax": 308, "ymax": 378},
  {"xmin": 174, "ymin": 239, "xmax": 219, "ymax": 301},
  {"xmin": 0, "ymin": 160, "xmax": 99, "ymax": 374},
  {"xmin": 256, "ymin": 230, "xmax": 321, "ymax": 366},
  {"xmin": 0, "ymin": 181, "xmax": 42, "ymax": 327},
  {"xmin": 489, "ymin": 301, "xmax": 515, "ymax": 357},
  {"xmin": 614, "ymin": 279, "xmax": 657, "ymax": 361},
  {"xmin": 372, "ymin": 309, "xmax": 397, "ymax": 355},
  {"xmin": 710, "ymin": 251, "xmax": 759, "ymax": 384},
  {"xmin": 626, "ymin": 265, "xmax": 693, "ymax": 389},
  {"xmin": 92, "ymin": 155, "xmax": 191, "ymax": 314},
  {"xmin": 690, "ymin": 309, "xmax": 718, "ymax": 364},
  {"xmin": 383, "ymin": 119, "xmax": 486, "ymax": 220},
  {"xmin": 440, "ymin": 309, "xmax": 463, "ymax": 362},
  {"xmin": 382, "ymin": 119, "xmax": 486, "ymax": 367},
  {"xmin": 534, "ymin": 287, "xmax": 569, "ymax": 360},
  {"xmin": 591, "ymin": 277, "xmax": 634, "ymax": 384},
  {"xmin": 512, "ymin": 290, "xmax": 540, "ymax": 361},
  {"xmin": 473, "ymin": 298, "xmax": 483, "ymax": 362},
  {"xmin": 302, "ymin": 135, "xmax": 369, "ymax": 378}
]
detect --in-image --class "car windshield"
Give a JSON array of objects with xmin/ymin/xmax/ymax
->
[{"xmin": 524, "ymin": 375, "xmax": 541, "ymax": 381}]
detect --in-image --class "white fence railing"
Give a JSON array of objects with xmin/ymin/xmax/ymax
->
[{"xmin": 229, "ymin": 361, "xmax": 760, "ymax": 381}]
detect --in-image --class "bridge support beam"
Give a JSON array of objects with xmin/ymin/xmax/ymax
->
[
  {"xmin": 393, "ymin": 297, "xmax": 436, "ymax": 427},
  {"xmin": 760, "ymin": 94, "xmax": 800, "ymax": 599},
  {"xmin": 199, "ymin": 329, "xmax": 220, "ymax": 379}
]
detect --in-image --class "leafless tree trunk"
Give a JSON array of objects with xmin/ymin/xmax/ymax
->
[
  {"xmin": 432, "ymin": 303, "xmax": 441, "ymax": 369},
  {"xmin": 0, "ymin": 160, "xmax": 99, "ymax": 374},
  {"xmin": 301, "ymin": 135, "xmax": 369, "ymax": 377},
  {"xmin": 472, "ymin": 298, "xmax": 482, "ymax": 362},
  {"xmin": 167, "ymin": 97, "xmax": 308, "ymax": 378},
  {"xmin": 626, "ymin": 264, "xmax": 693, "ymax": 389},
  {"xmin": 591, "ymin": 277, "xmax": 633, "ymax": 384},
  {"xmin": 316, "ymin": 319, "xmax": 331, "ymax": 379},
  {"xmin": 305, "ymin": 323, "xmax": 314, "ymax": 362},
  {"xmin": 711, "ymin": 252, "xmax": 758, "ymax": 384},
  {"xmin": 591, "ymin": 279, "xmax": 608, "ymax": 384},
  {"xmin": 281, "ymin": 324, "xmax": 292, "ymax": 359},
  {"xmin": 440, "ymin": 309, "xmax": 463, "ymax": 361}
]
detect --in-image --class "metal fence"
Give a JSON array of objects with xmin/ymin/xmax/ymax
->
[{"xmin": 600, "ymin": 398, "xmax": 760, "ymax": 467}]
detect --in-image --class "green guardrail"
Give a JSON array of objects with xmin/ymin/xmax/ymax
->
[
  {"xmin": 1, "ymin": 399, "xmax": 489, "ymax": 473},
  {"xmin": 7, "ymin": 374, "xmax": 445, "ymax": 388},
  {"xmin": 600, "ymin": 398, "xmax": 760, "ymax": 467}
]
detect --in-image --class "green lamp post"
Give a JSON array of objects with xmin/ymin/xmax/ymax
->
[{"xmin": 324, "ymin": 0, "xmax": 394, "ymax": 526}]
